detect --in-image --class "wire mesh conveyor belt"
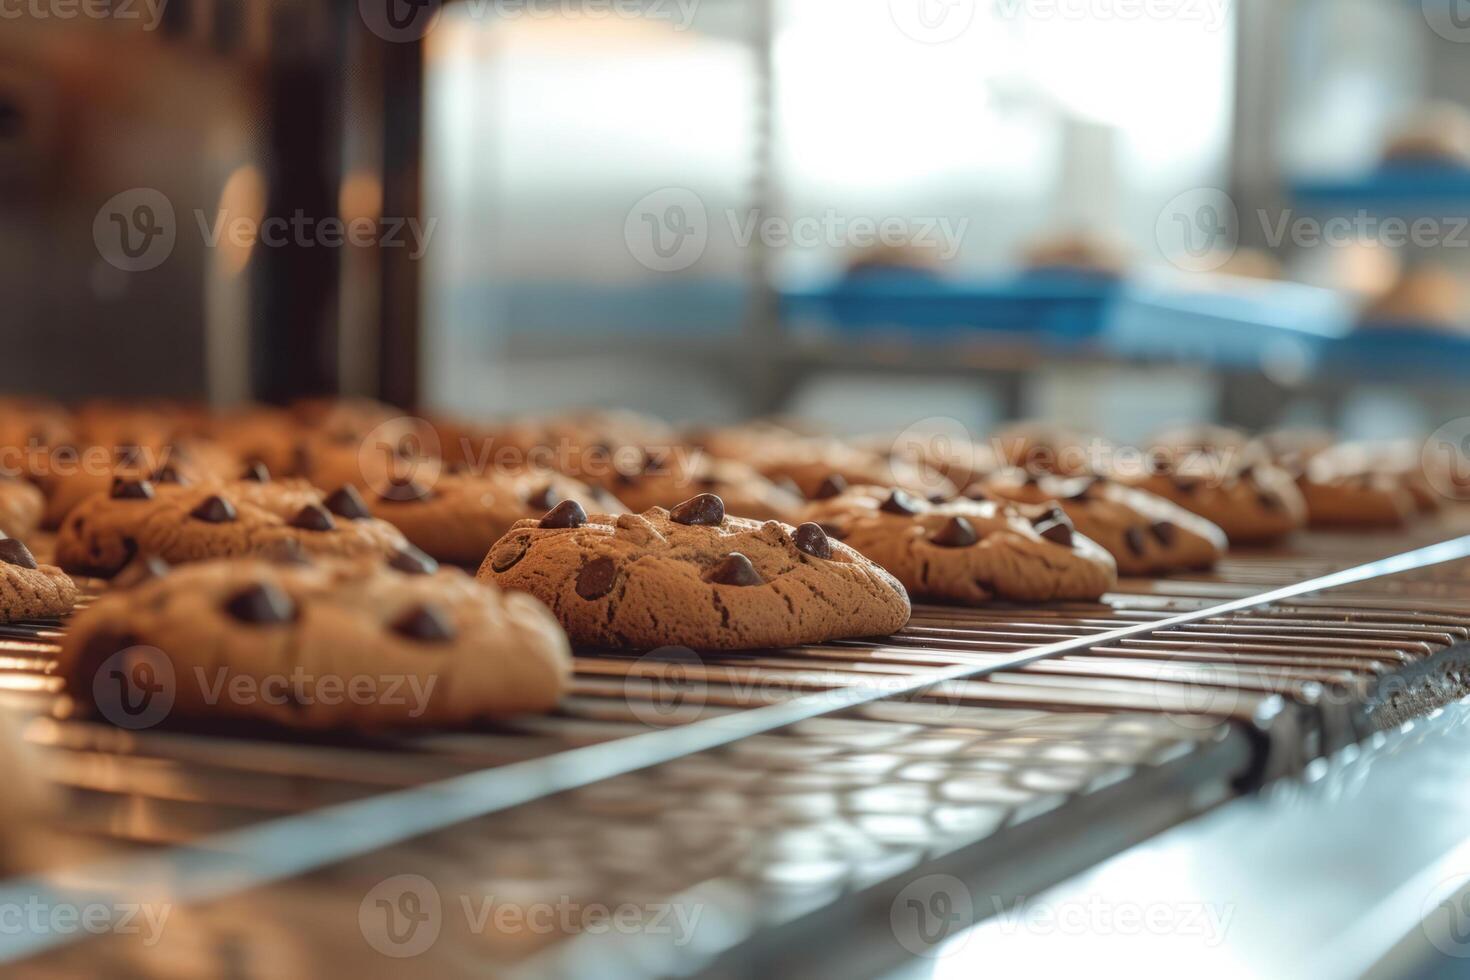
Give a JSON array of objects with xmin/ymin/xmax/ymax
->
[{"xmin": 4, "ymin": 524, "xmax": 1470, "ymax": 977}]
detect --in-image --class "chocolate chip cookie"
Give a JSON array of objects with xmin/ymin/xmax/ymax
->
[
  {"xmin": 971, "ymin": 473, "xmax": 1227, "ymax": 576},
  {"xmin": 802, "ymin": 485, "xmax": 1116, "ymax": 604},
  {"xmin": 720, "ymin": 435, "xmax": 955, "ymax": 501},
  {"xmin": 593, "ymin": 453, "xmax": 803, "ymax": 523},
  {"xmin": 370, "ymin": 471, "xmax": 619, "ymax": 566},
  {"xmin": 58, "ymin": 557, "xmax": 572, "ymax": 729},
  {"xmin": 1116, "ymin": 462, "xmax": 1306, "ymax": 546},
  {"xmin": 0, "ymin": 538, "xmax": 78, "ymax": 622},
  {"xmin": 479, "ymin": 494, "xmax": 911, "ymax": 650},
  {"xmin": 55, "ymin": 478, "xmax": 408, "ymax": 578}
]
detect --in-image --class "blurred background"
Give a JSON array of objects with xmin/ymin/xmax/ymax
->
[{"xmin": 3, "ymin": 0, "xmax": 1470, "ymax": 441}]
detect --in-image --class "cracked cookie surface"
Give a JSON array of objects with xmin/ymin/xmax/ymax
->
[
  {"xmin": 58, "ymin": 556, "xmax": 572, "ymax": 729},
  {"xmin": 802, "ymin": 485, "xmax": 1116, "ymax": 604},
  {"xmin": 479, "ymin": 494, "xmax": 911, "ymax": 650},
  {"xmin": 972, "ymin": 473, "xmax": 1227, "ymax": 576},
  {"xmin": 55, "ymin": 478, "xmax": 407, "ymax": 577}
]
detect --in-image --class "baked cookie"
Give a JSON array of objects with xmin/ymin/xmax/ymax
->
[
  {"xmin": 1115, "ymin": 462, "xmax": 1306, "ymax": 546},
  {"xmin": 479, "ymin": 494, "xmax": 911, "ymax": 650},
  {"xmin": 55, "ymin": 478, "xmax": 408, "ymax": 578},
  {"xmin": 370, "ymin": 471, "xmax": 618, "ymax": 566},
  {"xmin": 592, "ymin": 452, "xmax": 802, "ymax": 524},
  {"xmin": 0, "ymin": 477, "xmax": 43, "ymax": 540},
  {"xmin": 802, "ymin": 485, "xmax": 1116, "ymax": 604},
  {"xmin": 0, "ymin": 538, "xmax": 78, "ymax": 622},
  {"xmin": 58, "ymin": 557, "xmax": 572, "ymax": 729},
  {"xmin": 1021, "ymin": 231, "xmax": 1129, "ymax": 278},
  {"xmin": 970, "ymin": 473, "xmax": 1226, "ymax": 575},
  {"xmin": 720, "ymin": 435, "xmax": 955, "ymax": 501},
  {"xmin": 35, "ymin": 438, "xmax": 239, "ymax": 529}
]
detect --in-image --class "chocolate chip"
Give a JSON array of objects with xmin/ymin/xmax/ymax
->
[
  {"xmin": 393, "ymin": 604, "xmax": 456, "ymax": 642},
  {"xmin": 1124, "ymin": 526, "xmax": 1147, "ymax": 556},
  {"xmin": 113, "ymin": 554, "xmax": 171, "ymax": 586},
  {"xmin": 0, "ymin": 538, "xmax": 37, "ymax": 570},
  {"xmin": 705, "ymin": 552, "xmax": 763, "ymax": 586},
  {"xmin": 927, "ymin": 492, "xmax": 951, "ymax": 504},
  {"xmin": 576, "ymin": 556, "xmax": 619, "ymax": 599},
  {"xmin": 111, "ymin": 478, "xmax": 155, "ymax": 501},
  {"xmin": 670, "ymin": 493, "xmax": 725, "ymax": 526},
  {"xmin": 1257, "ymin": 490, "xmax": 1281, "ymax": 511},
  {"xmin": 388, "ymin": 545, "xmax": 438, "ymax": 576},
  {"xmin": 289, "ymin": 504, "xmax": 336, "ymax": 532},
  {"xmin": 1034, "ymin": 519, "xmax": 1073, "ymax": 548},
  {"xmin": 241, "ymin": 461, "xmax": 271, "ymax": 482},
  {"xmin": 190, "ymin": 495, "xmax": 236, "ymax": 523},
  {"xmin": 151, "ymin": 465, "xmax": 188, "ymax": 485},
  {"xmin": 793, "ymin": 522, "xmax": 832, "ymax": 559},
  {"xmin": 383, "ymin": 476, "xmax": 432, "ymax": 502},
  {"xmin": 880, "ymin": 489, "xmax": 920, "ymax": 516},
  {"xmin": 1172, "ymin": 477, "xmax": 1199, "ymax": 494},
  {"xmin": 1151, "ymin": 521, "xmax": 1177, "ymax": 546},
  {"xmin": 524, "ymin": 485, "xmax": 559, "ymax": 511},
  {"xmin": 929, "ymin": 516, "xmax": 979, "ymax": 548},
  {"xmin": 490, "ymin": 537, "xmax": 530, "ymax": 572},
  {"xmin": 322, "ymin": 485, "xmax": 370, "ymax": 521},
  {"xmin": 540, "ymin": 499, "xmax": 588, "ymax": 529},
  {"xmin": 812, "ymin": 474, "xmax": 848, "ymax": 500},
  {"xmin": 224, "ymin": 582, "xmax": 296, "ymax": 624}
]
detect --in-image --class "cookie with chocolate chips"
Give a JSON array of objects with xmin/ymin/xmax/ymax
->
[
  {"xmin": 54, "ymin": 479, "xmax": 409, "ymax": 578},
  {"xmin": 478, "ymin": 493, "xmax": 911, "ymax": 650},
  {"xmin": 592, "ymin": 452, "xmax": 803, "ymax": 524},
  {"xmin": 0, "ymin": 537, "xmax": 78, "ymax": 622},
  {"xmin": 57, "ymin": 557, "xmax": 572, "ymax": 729},
  {"xmin": 973, "ymin": 473, "xmax": 1227, "ymax": 576},
  {"xmin": 369, "ymin": 470, "xmax": 621, "ymax": 566},
  {"xmin": 1115, "ymin": 460, "xmax": 1306, "ymax": 546},
  {"xmin": 802, "ymin": 485, "xmax": 1117, "ymax": 604}
]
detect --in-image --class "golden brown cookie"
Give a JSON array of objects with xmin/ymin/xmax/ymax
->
[
  {"xmin": 802, "ymin": 485, "xmax": 1116, "ymax": 604},
  {"xmin": 55, "ymin": 478, "xmax": 408, "ymax": 578},
  {"xmin": 970, "ymin": 473, "xmax": 1226, "ymax": 576},
  {"xmin": 58, "ymin": 557, "xmax": 571, "ymax": 730},
  {"xmin": 370, "ymin": 471, "xmax": 619, "ymax": 566},
  {"xmin": 480, "ymin": 494, "xmax": 911, "ymax": 650},
  {"xmin": 0, "ymin": 538, "xmax": 77, "ymax": 622},
  {"xmin": 1115, "ymin": 462, "xmax": 1306, "ymax": 546}
]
